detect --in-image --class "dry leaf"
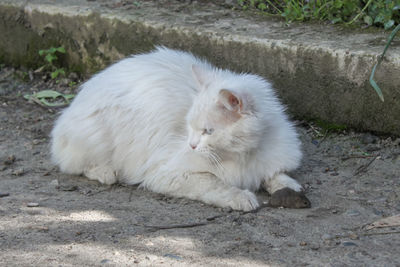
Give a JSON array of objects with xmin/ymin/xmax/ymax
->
[{"xmin": 366, "ymin": 214, "xmax": 400, "ymax": 230}]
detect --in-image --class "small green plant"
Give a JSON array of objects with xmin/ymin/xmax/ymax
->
[
  {"xmin": 314, "ymin": 119, "xmax": 347, "ymax": 133},
  {"xmin": 38, "ymin": 46, "xmax": 66, "ymax": 79},
  {"xmin": 237, "ymin": 0, "xmax": 400, "ymax": 29},
  {"xmin": 14, "ymin": 70, "xmax": 29, "ymax": 81},
  {"xmin": 68, "ymin": 81, "xmax": 77, "ymax": 87}
]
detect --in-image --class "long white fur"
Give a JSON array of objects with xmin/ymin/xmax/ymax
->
[{"xmin": 51, "ymin": 47, "xmax": 303, "ymax": 211}]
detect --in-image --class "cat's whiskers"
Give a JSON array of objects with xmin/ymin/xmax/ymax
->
[{"xmin": 205, "ymin": 148, "xmax": 225, "ymax": 174}]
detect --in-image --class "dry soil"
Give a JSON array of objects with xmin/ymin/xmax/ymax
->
[{"xmin": 1, "ymin": 67, "xmax": 400, "ymax": 266}]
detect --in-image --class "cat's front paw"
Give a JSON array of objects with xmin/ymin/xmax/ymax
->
[
  {"xmin": 83, "ymin": 165, "xmax": 117, "ymax": 185},
  {"xmin": 227, "ymin": 189, "xmax": 259, "ymax": 211}
]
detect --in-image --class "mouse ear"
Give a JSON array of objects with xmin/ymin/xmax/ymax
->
[
  {"xmin": 218, "ymin": 89, "xmax": 242, "ymax": 113},
  {"xmin": 192, "ymin": 65, "xmax": 208, "ymax": 87}
]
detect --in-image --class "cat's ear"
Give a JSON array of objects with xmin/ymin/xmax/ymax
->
[
  {"xmin": 218, "ymin": 89, "xmax": 243, "ymax": 113},
  {"xmin": 192, "ymin": 65, "xmax": 208, "ymax": 87}
]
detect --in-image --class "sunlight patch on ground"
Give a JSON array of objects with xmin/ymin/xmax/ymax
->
[{"xmin": 66, "ymin": 210, "xmax": 116, "ymax": 222}]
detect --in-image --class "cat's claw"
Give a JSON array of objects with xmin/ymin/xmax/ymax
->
[{"xmin": 227, "ymin": 189, "xmax": 259, "ymax": 211}]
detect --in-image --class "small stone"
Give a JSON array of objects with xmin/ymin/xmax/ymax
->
[
  {"xmin": 68, "ymin": 72, "xmax": 79, "ymax": 81},
  {"xmin": 361, "ymin": 133, "xmax": 378, "ymax": 144},
  {"xmin": 28, "ymin": 70, "xmax": 34, "ymax": 81},
  {"xmin": 60, "ymin": 185, "xmax": 78, "ymax": 191},
  {"xmin": 133, "ymin": 259, "xmax": 140, "ymax": 263},
  {"xmin": 50, "ymin": 179, "xmax": 59, "ymax": 187},
  {"xmin": 100, "ymin": 259, "xmax": 110, "ymax": 264},
  {"xmin": 163, "ymin": 254, "xmax": 182, "ymax": 260},
  {"xmin": 4, "ymin": 155, "xmax": 16, "ymax": 165},
  {"xmin": 310, "ymin": 243, "xmax": 320, "ymax": 250},
  {"xmin": 394, "ymin": 138, "xmax": 400, "ymax": 146},
  {"xmin": 0, "ymin": 192, "xmax": 10, "ymax": 198},
  {"xmin": 27, "ymin": 202, "xmax": 39, "ymax": 207},
  {"xmin": 311, "ymin": 140, "xmax": 319, "ymax": 146},
  {"xmin": 29, "ymin": 225, "xmax": 49, "ymax": 232},
  {"xmin": 334, "ymin": 145, "xmax": 342, "ymax": 153},
  {"xmin": 32, "ymin": 139, "xmax": 40, "ymax": 145},
  {"xmin": 221, "ymin": 207, "xmax": 233, "ymax": 213},
  {"xmin": 299, "ymin": 241, "xmax": 307, "ymax": 246},
  {"xmin": 346, "ymin": 210, "xmax": 361, "ymax": 216},
  {"xmin": 12, "ymin": 168, "xmax": 25, "ymax": 176},
  {"xmin": 366, "ymin": 144, "xmax": 380, "ymax": 152},
  {"xmin": 342, "ymin": 241, "xmax": 358, "ymax": 247},
  {"xmin": 322, "ymin": 234, "xmax": 332, "ymax": 240},
  {"xmin": 348, "ymin": 233, "xmax": 358, "ymax": 240},
  {"xmin": 372, "ymin": 207, "xmax": 383, "ymax": 215}
]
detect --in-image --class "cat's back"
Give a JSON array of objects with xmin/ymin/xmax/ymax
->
[{"xmin": 76, "ymin": 47, "xmax": 202, "ymax": 106}]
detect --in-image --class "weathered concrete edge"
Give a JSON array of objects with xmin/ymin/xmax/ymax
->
[{"xmin": 0, "ymin": 3, "xmax": 399, "ymax": 135}]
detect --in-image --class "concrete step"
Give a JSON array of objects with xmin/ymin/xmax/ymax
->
[{"xmin": 0, "ymin": 0, "xmax": 399, "ymax": 134}]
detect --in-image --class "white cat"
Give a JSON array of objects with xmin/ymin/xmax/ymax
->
[{"xmin": 51, "ymin": 47, "xmax": 304, "ymax": 211}]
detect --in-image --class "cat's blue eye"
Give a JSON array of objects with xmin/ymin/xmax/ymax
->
[{"xmin": 202, "ymin": 128, "xmax": 214, "ymax": 135}]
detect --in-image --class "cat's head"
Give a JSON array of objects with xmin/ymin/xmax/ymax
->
[{"xmin": 186, "ymin": 65, "xmax": 267, "ymax": 158}]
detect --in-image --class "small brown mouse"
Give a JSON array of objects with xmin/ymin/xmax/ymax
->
[{"xmin": 268, "ymin": 187, "xmax": 311, "ymax": 208}]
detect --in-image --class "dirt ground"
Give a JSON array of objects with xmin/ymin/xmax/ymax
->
[{"xmin": 1, "ymin": 66, "xmax": 400, "ymax": 266}]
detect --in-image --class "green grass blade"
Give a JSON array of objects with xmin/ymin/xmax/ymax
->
[
  {"xmin": 369, "ymin": 24, "xmax": 400, "ymax": 102},
  {"xmin": 369, "ymin": 63, "xmax": 384, "ymax": 102}
]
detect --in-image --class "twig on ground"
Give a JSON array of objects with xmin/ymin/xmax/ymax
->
[
  {"xmin": 354, "ymin": 155, "xmax": 379, "ymax": 175},
  {"xmin": 144, "ymin": 221, "xmax": 211, "ymax": 231},
  {"xmin": 341, "ymin": 154, "xmax": 376, "ymax": 161},
  {"xmin": 308, "ymin": 123, "xmax": 324, "ymax": 137},
  {"xmin": 86, "ymin": 185, "xmax": 114, "ymax": 196},
  {"xmin": 138, "ymin": 205, "xmax": 268, "ymax": 232},
  {"xmin": 362, "ymin": 231, "xmax": 400, "ymax": 237},
  {"xmin": 140, "ymin": 214, "xmax": 225, "ymax": 231},
  {"xmin": 328, "ymin": 230, "xmax": 400, "ymax": 241}
]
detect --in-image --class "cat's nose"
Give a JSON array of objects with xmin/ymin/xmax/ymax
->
[{"xmin": 190, "ymin": 144, "xmax": 197, "ymax": 150}]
